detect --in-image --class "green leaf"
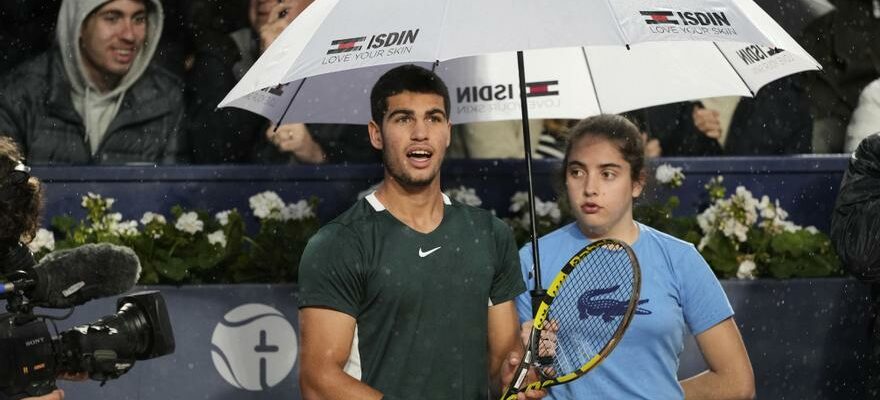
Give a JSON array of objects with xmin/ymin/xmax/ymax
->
[{"xmin": 700, "ymin": 234, "xmax": 739, "ymax": 277}]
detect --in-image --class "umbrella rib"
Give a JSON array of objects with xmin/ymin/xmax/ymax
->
[
  {"xmin": 434, "ymin": 0, "xmax": 453, "ymax": 61},
  {"xmin": 274, "ymin": 77, "xmax": 308, "ymax": 130},
  {"xmin": 580, "ymin": 47, "xmax": 603, "ymax": 114},
  {"xmin": 713, "ymin": 42, "xmax": 755, "ymax": 97},
  {"xmin": 601, "ymin": 0, "xmax": 632, "ymax": 49}
]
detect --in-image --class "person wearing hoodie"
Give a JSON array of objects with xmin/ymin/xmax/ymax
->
[{"xmin": 0, "ymin": 0, "xmax": 186, "ymax": 165}]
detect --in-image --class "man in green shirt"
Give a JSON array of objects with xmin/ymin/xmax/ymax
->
[{"xmin": 297, "ymin": 65, "xmax": 545, "ymax": 399}]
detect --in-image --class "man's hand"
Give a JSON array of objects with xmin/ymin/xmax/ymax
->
[
  {"xmin": 24, "ymin": 389, "xmax": 64, "ymax": 400},
  {"xmin": 692, "ymin": 104, "xmax": 722, "ymax": 140},
  {"xmin": 259, "ymin": 0, "xmax": 313, "ymax": 52},
  {"xmin": 498, "ymin": 320, "xmax": 556, "ymax": 399},
  {"xmin": 266, "ymin": 123, "xmax": 326, "ymax": 164},
  {"xmin": 641, "ymin": 132, "xmax": 662, "ymax": 158},
  {"xmin": 500, "ymin": 351, "xmax": 549, "ymax": 400}
]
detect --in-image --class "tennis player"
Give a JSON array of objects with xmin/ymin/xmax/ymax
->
[{"xmin": 297, "ymin": 65, "xmax": 546, "ymax": 400}]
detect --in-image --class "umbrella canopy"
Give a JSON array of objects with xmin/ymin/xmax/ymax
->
[
  {"xmin": 221, "ymin": 41, "xmax": 818, "ymax": 125},
  {"xmin": 219, "ymin": 0, "xmax": 816, "ymax": 116}
]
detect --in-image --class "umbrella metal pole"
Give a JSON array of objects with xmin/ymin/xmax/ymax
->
[{"xmin": 516, "ymin": 51, "xmax": 546, "ymax": 316}]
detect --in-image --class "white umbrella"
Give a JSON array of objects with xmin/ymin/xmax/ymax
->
[
  {"xmin": 220, "ymin": 0, "xmax": 817, "ymax": 122},
  {"xmin": 218, "ymin": 0, "xmax": 820, "ymax": 310},
  {"xmin": 230, "ymin": 42, "xmax": 816, "ymax": 125}
]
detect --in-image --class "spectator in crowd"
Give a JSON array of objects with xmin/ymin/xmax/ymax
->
[
  {"xmin": 845, "ymin": 78, "xmax": 880, "ymax": 152},
  {"xmin": 830, "ymin": 132, "xmax": 880, "ymax": 397},
  {"xmin": 620, "ymin": 110, "xmax": 662, "ymax": 159},
  {"xmin": 641, "ymin": 78, "xmax": 812, "ymax": 156},
  {"xmin": 0, "ymin": 0, "xmax": 186, "ymax": 165},
  {"xmin": 186, "ymin": 0, "xmax": 379, "ymax": 164},
  {"xmin": 0, "ymin": 0, "xmax": 189, "ymax": 79},
  {"xmin": 799, "ymin": 0, "xmax": 880, "ymax": 153}
]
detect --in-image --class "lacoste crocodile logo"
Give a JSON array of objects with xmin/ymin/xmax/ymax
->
[
  {"xmin": 419, "ymin": 246, "xmax": 441, "ymax": 258},
  {"xmin": 577, "ymin": 285, "xmax": 652, "ymax": 322}
]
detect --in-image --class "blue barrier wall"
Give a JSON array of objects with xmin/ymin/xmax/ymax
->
[
  {"xmin": 36, "ymin": 155, "xmax": 849, "ymax": 233},
  {"xmin": 47, "ymin": 279, "xmax": 872, "ymax": 399}
]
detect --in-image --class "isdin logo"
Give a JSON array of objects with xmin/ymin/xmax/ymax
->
[{"xmin": 211, "ymin": 304, "xmax": 298, "ymax": 391}]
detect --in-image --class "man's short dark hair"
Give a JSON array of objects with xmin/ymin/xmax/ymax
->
[{"xmin": 370, "ymin": 64, "xmax": 450, "ymax": 123}]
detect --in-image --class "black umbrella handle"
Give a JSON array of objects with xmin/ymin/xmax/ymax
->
[{"xmin": 516, "ymin": 51, "xmax": 545, "ymax": 316}]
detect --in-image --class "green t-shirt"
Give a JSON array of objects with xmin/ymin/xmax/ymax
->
[{"xmin": 298, "ymin": 193, "xmax": 525, "ymax": 399}]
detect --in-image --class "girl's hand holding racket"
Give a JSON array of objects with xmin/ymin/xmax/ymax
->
[{"xmin": 501, "ymin": 239, "xmax": 641, "ymax": 399}]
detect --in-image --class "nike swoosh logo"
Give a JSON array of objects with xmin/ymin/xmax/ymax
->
[{"xmin": 419, "ymin": 246, "xmax": 441, "ymax": 258}]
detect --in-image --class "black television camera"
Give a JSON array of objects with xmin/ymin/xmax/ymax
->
[{"xmin": 0, "ymin": 243, "xmax": 175, "ymax": 399}]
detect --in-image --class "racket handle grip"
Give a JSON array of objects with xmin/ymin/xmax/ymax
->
[{"xmin": 530, "ymin": 288, "xmax": 547, "ymax": 317}]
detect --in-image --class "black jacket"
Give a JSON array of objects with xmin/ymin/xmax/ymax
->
[
  {"xmin": 0, "ymin": 49, "xmax": 186, "ymax": 165},
  {"xmin": 831, "ymin": 133, "xmax": 880, "ymax": 281},
  {"xmin": 643, "ymin": 78, "xmax": 812, "ymax": 156},
  {"xmin": 831, "ymin": 132, "xmax": 880, "ymax": 398}
]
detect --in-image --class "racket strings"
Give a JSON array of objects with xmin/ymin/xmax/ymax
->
[{"xmin": 537, "ymin": 244, "xmax": 636, "ymax": 377}]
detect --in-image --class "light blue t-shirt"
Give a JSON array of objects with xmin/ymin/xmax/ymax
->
[{"xmin": 515, "ymin": 222, "xmax": 733, "ymax": 400}]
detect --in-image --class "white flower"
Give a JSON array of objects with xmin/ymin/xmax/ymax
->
[
  {"xmin": 175, "ymin": 212, "xmax": 204, "ymax": 234},
  {"xmin": 779, "ymin": 220, "xmax": 801, "ymax": 233},
  {"xmin": 732, "ymin": 222, "xmax": 749, "ymax": 243},
  {"xmin": 281, "ymin": 200, "xmax": 315, "ymax": 221},
  {"xmin": 736, "ymin": 259, "xmax": 757, "ymax": 279},
  {"xmin": 81, "ymin": 192, "xmax": 99, "ymax": 207},
  {"xmin": 446, "ymin": 186, "xmax": 482, "ymax": 207},
  {"xmin": 697, "ymin": 205, "xmax": 718, "ymax": 235},
  {"xmin": 207, "ymin": 230, "xmax": 227, "ymax": 248},
  {"xmin": 655, "ymin": 164, "xmax": 685, "ymax": 187},
  {"xmin": 113, "ymin": 220, "xmax": 139, "ymax": 237},
  {"xmin": 509, "ymin": 192, "xmax": 530, "ymax": 213},
  {"xmin": 107, "ymin": 212, "xmax": 123, "ymax": 223},
  {"xmin": 774, "ymin": 200, "xmax": 789, "ymax": 221},
  {"xmin": 140, "ymin": 212, "xmax": 166, "ymax": 226},
  {"xmin": 758, "ymin": 196, "xmax": 775, "ymax": 219},
  {"xmin": 28, "ymin": 228, "xmax": 55, "ymax": 253},
  {"xmin": 697, "ymin": 235, "xmax": 711, "ymax": 251},
  {"xmin": 215, "ymin": 210, "xmax": 233, "ymax": 226},
  {"xmin": 535, "ymin": 198, "xmax": 561, "ymax": 222},
  {"xmin": 805, "ymin": 226, "xmax": 819, "ymax": 234},
  {"xmin": 249, "ymin": 191, "xmax": 285, "ymax": 219},
  {"xmin": 80, "ymin": 192, "xmax": 114, "ymax": 209}
]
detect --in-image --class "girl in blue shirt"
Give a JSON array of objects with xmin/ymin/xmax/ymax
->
[{"xmin": 515, "ymin": 114, "xmax": 755, "ymax": 399}]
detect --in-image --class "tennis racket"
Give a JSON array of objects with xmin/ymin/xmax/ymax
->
[{"xmin": 501, "ymin": 238, "xmax": 641, "ymax": 399}]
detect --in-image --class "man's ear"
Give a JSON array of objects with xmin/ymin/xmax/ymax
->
[
  {"xmin": 368, "ymin": 120, "xmax": 383, "ymax": 150},
  {"xmin": 446, "ymin": 122, "xmax": 452, "ymax": 148}
]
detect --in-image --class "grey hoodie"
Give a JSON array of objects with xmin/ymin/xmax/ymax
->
[{"xmin": 56, "ymin": 0, "xmax": 164, "ymax": 154}]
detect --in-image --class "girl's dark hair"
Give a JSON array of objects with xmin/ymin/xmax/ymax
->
[
  {"xmin": 559, "ymin": 114, "xmax": 646, "ymax": 183},
  {"xmin": 0, "ymin": 137, "xmax": 43, "ymax": 243}
]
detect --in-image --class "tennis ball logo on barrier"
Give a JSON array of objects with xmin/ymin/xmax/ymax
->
[{"xmin": 211, "ymin": 304, "xmax": 298, "ymax": 391}]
